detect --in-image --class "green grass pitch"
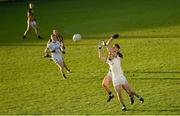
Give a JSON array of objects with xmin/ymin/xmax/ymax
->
[{"xmin": 0, "ymin": 0, "xmax": 180, "ymax": 115}]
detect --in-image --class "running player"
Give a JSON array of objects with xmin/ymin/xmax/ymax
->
[
  {"xmin": 98, "ymin": 34, "xmax": 144, "ymax": 111},
  {"xmin": 23, "ymin": 2, "xmax": 42, "ymax": 39},
  {"xmin": 44, "ymin": 29, "xmax": 65, "ymax": 58},
  {"xmin": 47, "ymin": 34, "xmax": 70, "ymax": 79}
]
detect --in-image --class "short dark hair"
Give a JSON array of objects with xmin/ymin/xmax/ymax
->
[
  {"xmin": 28, "ymin": 8, "xmax": 32, "ymax": 13},
  {"xmin": 114, "ymin": 43, "xmax": 120, "ymax": 49},
  {"xmin": 117, "ymin": 52, "xmax": 123, "ymax": 58},
  {"xmin": 114, "ymin": 44, "xmax": 123, "ymax": 58}
]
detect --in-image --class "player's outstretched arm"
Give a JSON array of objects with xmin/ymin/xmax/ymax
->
[
  {"xmin": 98, "ymin": 43, "xmax": 106, "ymax": 62},
  {"xmin": 105, "ymin": 33, "xmax": 120, "ymax": 51}
]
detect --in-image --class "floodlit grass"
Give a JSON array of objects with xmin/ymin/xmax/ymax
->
[{"xmin": 0, "ymin": 0, "xmax": 180, "ymax": 115}]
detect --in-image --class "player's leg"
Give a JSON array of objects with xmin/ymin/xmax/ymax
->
[
  {"xmin": 122, "ymin": 82, "xmax": 144, "ymax": 104},
  {"xmin": 122, "ymin": 83, "xmax": 135, "ymax": 104},
  {"xmin": 23, "ymin": 21, "xmax": 31, "ymax": 39},
  {"xmin": 114, "ymin": 84, "xmax": 126, "ymax": 111},
  {"xmin": 56, "ymin": 61, "xmax": 67, "ymax": 79},
  {"xmin": 102, "ymin": 76, "xmax": 112, "ymax": 93},
  {"xmin": 102, "ymin": 76, "xmax": 114, "ymax": 102},
  {"xmin": 33, "ymin": 21, "xmax": 42, "ymax": 39},
  {"xmin": 34, "ymin": 27, "xmax": 41, "ymax": 39},
  {"xmin": 63, "ymin": 61, "xmax": 71, "ymax": 73}
]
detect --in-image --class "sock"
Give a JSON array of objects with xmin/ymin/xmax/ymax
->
[
  {"xmin": 138, "ymin": 96, "xmax": 144, "ymax": 100},
  {"xmin": 122, "ymin": 104, "xmax": 126, "ymax": 107},
  {"xmin": 108, "ymin": 92, "xmax": 113, "ymax": 96},
  {"xmin": 129, "ymin": 94, "xmax": 134, "ymax": 98}
]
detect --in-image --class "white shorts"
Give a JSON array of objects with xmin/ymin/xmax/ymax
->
[
  {"xmin": 52, "ymin": 54, "xmax": 63, "ymax": 64},
  {"xmin": 112, "ymin": 74, "xmax": 127, "ymax": 86},
  {"xmin": 28, "ymin": 20, "xmax": 37, "ymax": 28}
]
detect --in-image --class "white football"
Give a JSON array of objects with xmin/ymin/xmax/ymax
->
[{"xmin": 73, "ymin": 34, "xmax": 81, "ymax": 42}]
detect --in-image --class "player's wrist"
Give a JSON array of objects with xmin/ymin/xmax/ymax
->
[{"xmin": 98, "ymin": 43, "xmax": 102, "ymax": 49}]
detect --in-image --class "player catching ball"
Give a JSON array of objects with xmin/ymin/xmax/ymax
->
[
  {"xmin": 98, "ymin": 34, "xmax": 144, "ymax": 111},
  {"xmin": 47, "ymin": 34, "xmax": 70, "ymax": 79},
  {"xmin": 23, "ymin": 2, "xmax": 42, "ymax": 39}
]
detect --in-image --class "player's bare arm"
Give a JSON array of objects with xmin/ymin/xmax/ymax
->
[{"xmin": 98, "ymin": 44, "xmax": 107, "ymax": 62}]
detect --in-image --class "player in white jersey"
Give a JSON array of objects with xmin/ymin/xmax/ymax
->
[
  {"xmin": 44, "ymin": 29, "xmax": 65, "ymax": 58},
  {"xmin": 101, "ymin": 35, "xmax": 122, "ymax": 102},
  {"xmin": 47, "ymin": 34, "xmax": 70, "ymax": 79},
  {"xmin": 98, "ymin": 34, "xmax": 144, "ymax": 111},
  {"xmin": 23, "ymin": 2, "xmax": 42, "ymax": 39}
]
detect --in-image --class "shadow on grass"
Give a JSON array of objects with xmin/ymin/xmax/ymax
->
[
  {"xmin": 127, "ymin": 108, "xmax": 180, "ymax": 113},
  {"xmin": 0, "ymin": 34, "xmax": 180, "ymax": 46},
  {"xmin": 127, "ymin": 71, "xmax": 180, "ymax": 80},
  {"xmin": 126, "ymin": 71, "xmax": 180, "ymax": 74},
  {"xmin": 122, "ymin": 35, "xmax": 180, "ymax": 39},
  {"xmin": 84, "ymin": 35, "xmax": 180, "ymax": 39},
  {"xmin": 137, "ymin": 78, "xmax": 180, "ymax": 80}
]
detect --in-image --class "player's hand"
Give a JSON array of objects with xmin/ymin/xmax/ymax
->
[
  {"xmin": 51, "ymin": 50, "xmax": 55, "ymax": 53},
  {"xmin": 62, "ymin": 51, "xmax": 65, "ymax": 54},
  {"xmin": 112, "ymin": 33, "xmax": 119, "ymax": 39},
  {"xmin": 98, "ymin": 43, "xmax": 102, "ymax": 49}
]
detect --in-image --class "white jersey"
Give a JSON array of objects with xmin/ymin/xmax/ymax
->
[
  {"xmin": 106, "ymin": 56, "xmax": 123, "ymax": 76},
  {"xmin": 47, "ymin": 41, "xmax": 63, "ymax": 63},
  {"xmin": 106, "ymin": 56, "xmax": 127, "ymax": 86}
]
